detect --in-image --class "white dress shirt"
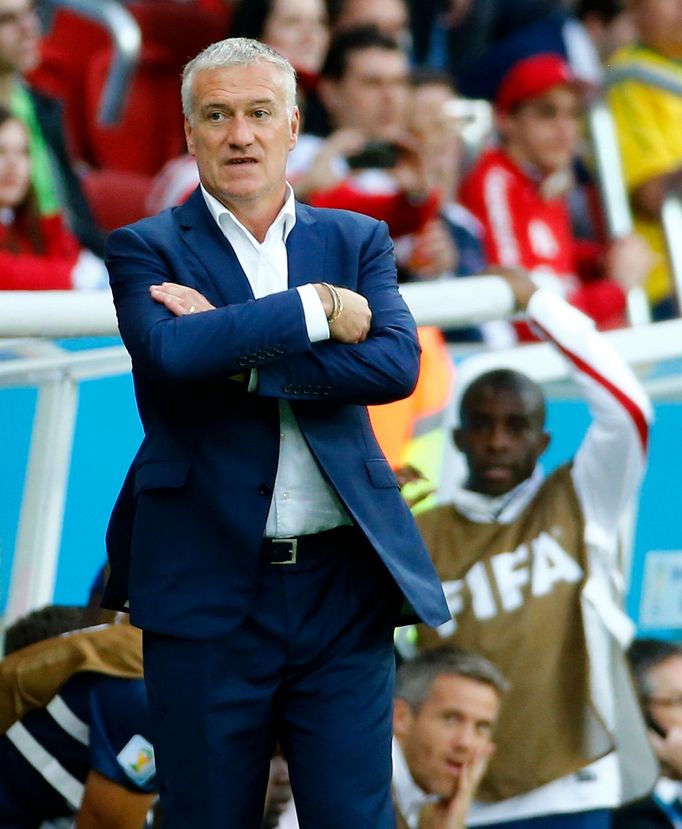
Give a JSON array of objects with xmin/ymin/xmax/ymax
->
[
  {"xmin": 200, "ymin": 184, "xmax": 351, "ymax": 537},
  {"xmin": 392, "ymin": 739, "xmax": 438, "ymax": 829}
]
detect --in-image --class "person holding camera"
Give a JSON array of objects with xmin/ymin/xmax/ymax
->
[{"xmin": 292, "ymin": 27, "xmax": 442, "ymax": 243}]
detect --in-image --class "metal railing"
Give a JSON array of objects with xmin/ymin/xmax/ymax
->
[
  {"xmin": 3, "ymin": 277, "xmax": 682, "ymax": 621},
  {"xmin": 661, "ymin": 195, "xmax": 682, "ymax": 310},
  {"xmin": 586, "ymin": 99, "xmax": 652, "ymax": 326},
  {"xmin": 46, "ymin": 0, "xmax": 141, "ymax": 124}
]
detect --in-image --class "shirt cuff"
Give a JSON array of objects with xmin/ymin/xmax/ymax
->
[{"xmin": 297, "ymin": 283, "xmax": 330, "ymax": 343}]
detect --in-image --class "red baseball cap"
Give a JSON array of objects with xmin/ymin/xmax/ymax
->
[{"xmin": 495, "ymin": 53, "xmax": 580, "ymax": 114}]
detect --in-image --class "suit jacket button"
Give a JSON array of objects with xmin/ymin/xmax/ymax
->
[
  {"xmin": 238, "ymin": 357, "xmax": 248, "ymax": 367},
  {"xmin": 258, "ymin": 484, "xmax": 271, "ymax": 496},
  {"xmin": 283, "ymin": 384, "xmax": 292, "ymax": 393},
  {"xmin": 256, "ymin": 350, "xmax": 268, "ymax": 360}
]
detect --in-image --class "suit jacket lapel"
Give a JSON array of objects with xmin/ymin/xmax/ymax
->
[
  {"xmin": 174, "ymin": 187, "xmax": 254, "ymax": 307},
  {"xmin": 174, "ymin": 192, "xmax": 326, "ymax": 303},
  {"xmin": 286, "ymin": 202, "xmax": 328, "ymax": 290}
]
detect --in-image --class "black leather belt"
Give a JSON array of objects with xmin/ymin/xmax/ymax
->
[{"xmin": 261, "ymin": 526, "xmax": 358, "ymax": 565}]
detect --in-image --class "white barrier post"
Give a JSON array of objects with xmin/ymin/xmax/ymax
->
[
  {"xmin": 5, "ymin": 374, "xmax": 79, "ymax": 622},
  {"xmin": 586, "ymin": 100, "xmax": 651, "ymax": 326}
]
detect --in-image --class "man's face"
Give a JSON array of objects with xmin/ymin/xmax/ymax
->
[
  {"xmin": 455, "ymin": 386, "xmax": 549, "ymax": 496},
  {"xmin": 184, "ymin": 62, "xmax": 299, "ymax": 213},
  {"xmin": 394, "ymin": 674, "xmax": 500, "ymax": 799},
  {"xmin": 322, "ymin": 47, "xmax": 409, "ymax": 135},
  {"xmin": 632, "ymin": 0, "xmax": 682, "ymax": 58},
  {"xmin": 335, "ymin": 0, "xmax": 410, "ymax": 44},
  {"xmin": 0, "ymin": 0, "xmax": 40, "ymax": 75},
  {"xmin": 500, "ymin": 85, "xmax": 582, "ymax": 175},
  {"xmin": 646, "ymin": 655, "xmax": 682, "ymax": 733}
]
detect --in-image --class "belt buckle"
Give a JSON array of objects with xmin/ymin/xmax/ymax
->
[{"xmin": 270, "ymin": 537, "xmax": 298, "ymax": 565}]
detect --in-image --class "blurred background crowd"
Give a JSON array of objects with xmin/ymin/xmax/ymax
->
[{"xmin": 2, "ymin": 0, "xmax": 681, "ymax": 329}]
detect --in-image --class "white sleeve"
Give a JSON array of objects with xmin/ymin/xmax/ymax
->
[
  {"xmin": 296, "ymin": 283, "xmax": 330, "ymax": 343},
  {"xmin": 527, "ymin": 289, "xmax": 652, "ymax": 535}
]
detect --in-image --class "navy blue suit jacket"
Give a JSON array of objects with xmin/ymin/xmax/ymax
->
[{"xmin": 103, "ymin": 188, "xmax": 449, "ymax": 638}]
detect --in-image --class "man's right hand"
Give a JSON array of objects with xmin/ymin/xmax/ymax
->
[{"xmin": 314, "ymin": 284, "xmax": 372, "ymax": 343}]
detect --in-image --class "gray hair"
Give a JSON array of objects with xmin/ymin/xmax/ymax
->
[
  {"xmin": 396, "ymin": 646, "xmax": 509, "ymax": 711},
  {"xmin": 181, "ymin": 37, "xmax": 298, "ymax": 123}
]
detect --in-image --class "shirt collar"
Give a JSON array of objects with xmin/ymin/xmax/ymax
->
[
  {"xmin": 200, "ymin": 182, "xmax": 297, "ymax": 246},
  {"xmin": 392, "ymin": 739, "xmax": 438, "ymax": 828},
  {"xmin": 450, "ymin": 465, "xmax": 546, "ymax": 524}
]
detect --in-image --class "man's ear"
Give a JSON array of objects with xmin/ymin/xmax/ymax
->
[
  {"xmin": 289, "ymin": 107, "xmax": 301, "ymax": 149},
  {"xmin": 393, "ymin": 698, "xmax": 414, "ymax": 740},
  {"xmin": 184, "ymin": 117, "xmax": 195, "ymax": 157}
]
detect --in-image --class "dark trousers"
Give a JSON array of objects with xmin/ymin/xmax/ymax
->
[{"xmin": 142, "ymin": 527, "xmax": 400, "ymax": 829}]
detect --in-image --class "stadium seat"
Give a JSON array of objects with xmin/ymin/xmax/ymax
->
[
  {"xmin": 81, "ymin": 168, "xmax": 153, "ymax": 231},
  {"xmin": 27, "ymin": 8, "xmax": 110, "ymax": 161},
  {"xmin": 30, "ymin": 2, "xmax": 226, "ymax": 175}
]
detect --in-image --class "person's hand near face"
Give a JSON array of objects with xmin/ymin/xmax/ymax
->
[{"xmin": 431, "ymin": 741, "xmax": 495, "ymax": 829}]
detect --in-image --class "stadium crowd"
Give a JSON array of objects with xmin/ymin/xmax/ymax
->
[{"xmin": 1, "ymin": 0, "xmax": 681, "ymax": 827}]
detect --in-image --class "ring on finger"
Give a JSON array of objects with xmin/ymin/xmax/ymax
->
[{"xmin": 188, "ymin": 305, "xmax": 197, "ymax": 314}]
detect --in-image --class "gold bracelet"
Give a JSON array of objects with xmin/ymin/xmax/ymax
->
[{"xmin": 322, "ymin": 282, "xmax": 343, "ymax": 323}]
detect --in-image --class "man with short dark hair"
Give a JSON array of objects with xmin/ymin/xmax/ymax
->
[
  {"xmin": 415, "ymin": 270, "xmax": 657, "ymax": 828},
  {"xmin": 393, "ymin": 647, "xmax": 507, "ymax": 829}
]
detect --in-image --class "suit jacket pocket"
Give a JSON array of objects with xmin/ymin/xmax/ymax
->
[
  {"xmin": 365, "ymin": 458, "xmax": 399, "ymax": 488},
  {"xmin": 133, "ymin": 459, "xmax": 192, "ymax": 496}
]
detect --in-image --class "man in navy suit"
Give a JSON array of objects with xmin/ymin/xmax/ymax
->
[{"xmin": 103, "ymin": 36, "xmax": 449, "ymax": 829}]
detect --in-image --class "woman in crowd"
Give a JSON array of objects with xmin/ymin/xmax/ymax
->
[
  {"xmin": 0, "ymin": 107, "xmax": 107, "ymax": 290},
  {"xmin": 229, "ymin": 0, "xmax": 329, "ymax": 93}
]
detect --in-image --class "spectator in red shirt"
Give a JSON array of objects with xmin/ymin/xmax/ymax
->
[
  {"xmin": 459, "ymin": 53, "xmax": 652, "ymax": 333},
  {"xmin": 0, "ymin": 107, "xmax": 107, "ymax": 290}
]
